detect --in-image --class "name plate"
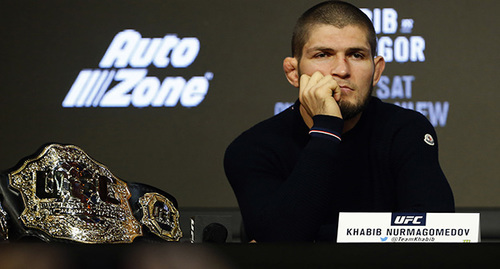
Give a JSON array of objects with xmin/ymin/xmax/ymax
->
[{"xmin": 337, "ymin": 212, "xmax": 480, "ymax": 243}]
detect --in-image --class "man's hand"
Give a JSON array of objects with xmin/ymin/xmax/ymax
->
[{"xmin": 299, "ymin": 71, "xmax": 342, "ymax": 119}]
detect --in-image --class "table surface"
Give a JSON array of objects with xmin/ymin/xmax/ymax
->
[{"xmin": 1, "ymin": 242, "xmax": 499, "ymax": 269}]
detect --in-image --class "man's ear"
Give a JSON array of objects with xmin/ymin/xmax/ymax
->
[
  {"xmin": 283, "ymin": 57, "xmax": 299, "ymax": 88},
  {"xmin": 372, "ymin": 56, "xmax": 386, "ymax": 86}
]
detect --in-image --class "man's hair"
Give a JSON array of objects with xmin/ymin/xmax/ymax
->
[{"xmin": 292, "ymin": 1, "xmax": 377, "ymax": 59}]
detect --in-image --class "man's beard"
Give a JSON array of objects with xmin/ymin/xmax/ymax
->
[
  {"xmin": 338, "ymin": 85, "xmax": 373, "ymax": 121},
  {"xmin": 296, "ymin": 65, "xmax": 374, "ymax": 121}
]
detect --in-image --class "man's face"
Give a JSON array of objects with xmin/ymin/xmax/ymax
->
[{"xmin": 297, "ymin": 24, "xmax": 383, "ymax": 120}]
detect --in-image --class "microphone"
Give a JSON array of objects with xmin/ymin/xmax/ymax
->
[
  {"xmin": 202, "ymin": 223, "xmax": 228, "ymax": 243},
  {"xmin": 190, "ymin": 215, "xmax": 232, "ymax": 243}
]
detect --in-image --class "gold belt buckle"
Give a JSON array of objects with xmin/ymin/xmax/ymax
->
[
  {"xmin": 139, "ymin": 192, "xmax": 182, "ymax": 241},
  {"xmin": 8, "ymin": 144, "xmax": 142, "ymax": 244}
]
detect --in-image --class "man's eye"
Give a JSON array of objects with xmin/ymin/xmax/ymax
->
[
  {"xmin": 352, "ymin": 53, "xmax": 364, "ymax": 59},
  {"xmin": 314, "ymin": 52, "xmax": 328, "ymax": 58}
]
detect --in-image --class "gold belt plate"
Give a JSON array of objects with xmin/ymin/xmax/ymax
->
[
  {"xmin": 9, "ymin": 144, "xmax": 142, "ymax": 244},
  {"xmin": 139, "ymin": 192, "xmax": 182, "ymax": 241}
]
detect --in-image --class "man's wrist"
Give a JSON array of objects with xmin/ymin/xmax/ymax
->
[{"xmin": 309, "ymin": 115, "xmax": 343, "ymax": 142}]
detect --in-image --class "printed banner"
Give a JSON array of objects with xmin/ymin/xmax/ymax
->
[{"xmin": 337, "ymin": 212, "xmax": 480, "ymax": 243}]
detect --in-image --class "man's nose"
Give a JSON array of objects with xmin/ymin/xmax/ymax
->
[{"xmin": 330, "ymin": 56, "xmax": 350, "ymax": 78}]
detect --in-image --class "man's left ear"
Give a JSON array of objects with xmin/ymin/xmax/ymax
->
[{"xmin": 372, "ymin": 56, "xmax": 386, "ymax": 86}]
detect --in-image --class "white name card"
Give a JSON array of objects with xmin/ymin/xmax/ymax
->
[{"xmin": 337, "ymin": 212, "xmax": 480, "ymax": 243}]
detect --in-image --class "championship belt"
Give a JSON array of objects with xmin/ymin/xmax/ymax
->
[{"xmin": 0, "ymin": 144, "xmax": 182, "ymax": 243}]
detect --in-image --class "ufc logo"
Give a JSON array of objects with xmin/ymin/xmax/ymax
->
[
  {"xmin": 391, "ymin": 213, "xmax": 426, "ymax": 226},
  {"xmin": 394, "ymin": 216, "xmax": 423, "ymax": 225}
]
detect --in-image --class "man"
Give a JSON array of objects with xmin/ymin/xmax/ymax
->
[{"xmin": 224, "ymin": 1, "xmax": 454, "ymax": 242}]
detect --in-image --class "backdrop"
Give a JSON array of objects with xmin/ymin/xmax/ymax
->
[{"xmin": 1, "ymin": 0, "xmax": 498, "ymax": 208}]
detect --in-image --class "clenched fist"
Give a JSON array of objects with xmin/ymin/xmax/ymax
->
[{"xmin": 299, "ymin": 71, "xmax": 342, "ymax": 119}]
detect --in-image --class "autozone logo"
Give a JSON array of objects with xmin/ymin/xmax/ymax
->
[
  {"xmin": 63, "ymin": 29, "xmax": 213, "ymax": 108},
  {"xmin": 391, "ymin": 213, "xmax": 426, "ymax": 226}
]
